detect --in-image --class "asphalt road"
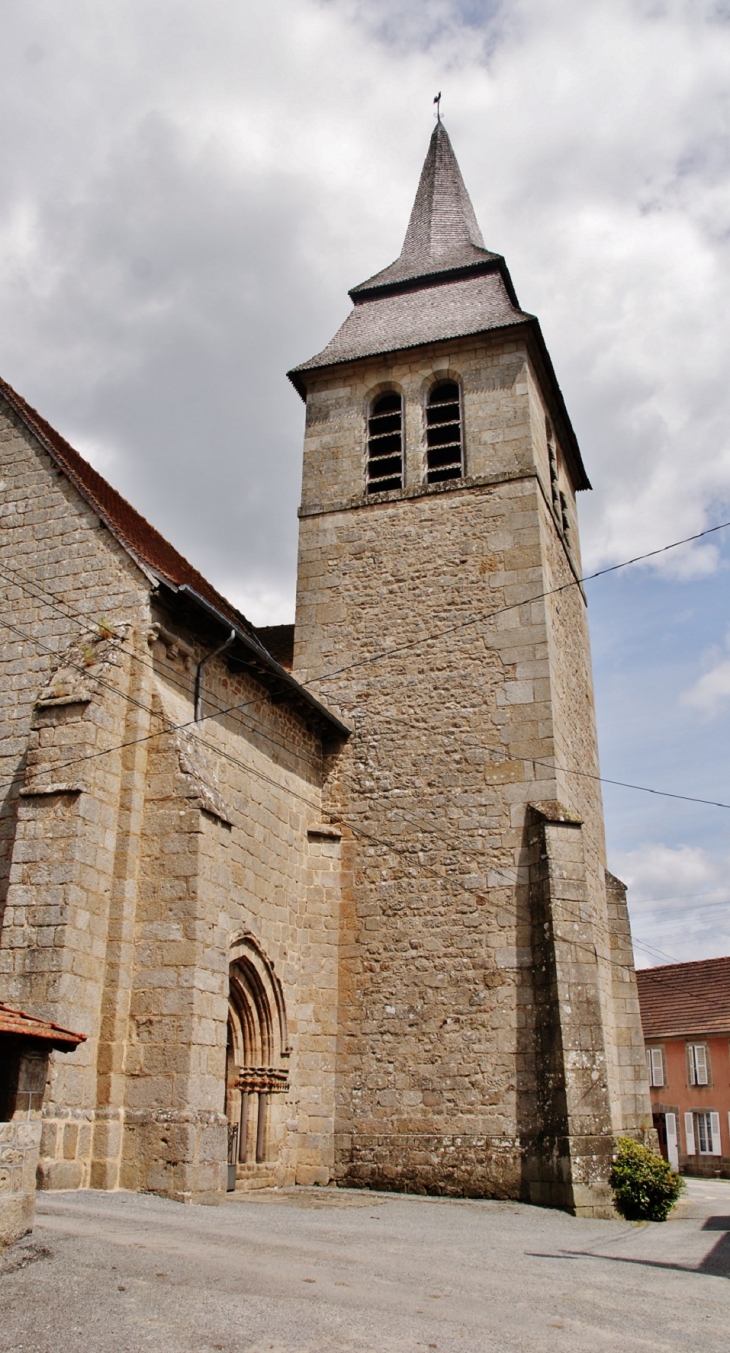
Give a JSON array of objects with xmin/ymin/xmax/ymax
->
[{"xmin": 1, "ymin": 1178, "xmax": 729, "ymax": 1352}]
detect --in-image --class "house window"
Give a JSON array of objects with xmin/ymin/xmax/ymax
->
[
  {"xmin": 697, "ymin": 1111, "xmax": 722, "ymax": 1155},
  {"xmin": 685, "ymin": 1109, "xmax": 722, "ymax": 1156},
  {"xmin": 425, "ymin": 381, "xmax": 463, "ymax": 484},
  {"xmin": 367, "ymin": 392, "xmax": 404, "ymax": 493},
  {"xmin": 687, "ymin": 1042, "xmax": 710, "ymax": 1086},
  {"xmin": 646, "ymin": 1046, "xmax": 665, "ymax": 1087}
]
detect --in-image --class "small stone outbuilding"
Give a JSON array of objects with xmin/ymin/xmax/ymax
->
[{"xmin": 0, "ymin": 1003, "xmax": 85, "ymax": 1245}]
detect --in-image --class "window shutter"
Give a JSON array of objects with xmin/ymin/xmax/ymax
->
[
  {"xmin": 651, "ymin": 1048, "xmax": 664, "ymax": 1088},
  {"xmin": 684, "ymin": 1111, "xmax": 696, "ymax": 1155},
  {"xmin": 695, "ymin": 1044, "xmax": 709, "ymax": 1086},
  {"xmin": 665, "ymin": 1113, "xmax": 679, "ymax": 1170},
  {"xmin": 710, "ymin": 1112, "xmax": 722, "ymax": 1156},
  {"xmin": 687, "ymin": 1044, "xmax": 696, "ymax": 1085},
  {"xmin": 646, "ymin": 1048, "xmax": 652, "ymax": 1083}
]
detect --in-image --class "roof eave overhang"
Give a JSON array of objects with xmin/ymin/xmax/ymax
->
[
  {"xmin": 347, "ymin": 253, "xmax": 511, "ymax": 304},
  {"xmin": 643, "ymin": 1027, "xmax": 730, "ymax": 1041},
  {"xmin": 522, "ymin": 321, "xmax": 591, "ymax": 493},
  {"xmin": 156, "ymin": 579, "xmax": 350, "ymax": 742}
]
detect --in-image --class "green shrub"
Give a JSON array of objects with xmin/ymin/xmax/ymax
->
[{"xmin": 609, "ymin": 1136, "xmax": 684, "ymax": 1222}]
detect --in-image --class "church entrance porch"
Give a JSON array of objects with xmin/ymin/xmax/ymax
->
[{"xmin": 225, "ymin": 937, "xmax": 290, "ymax": 1191}]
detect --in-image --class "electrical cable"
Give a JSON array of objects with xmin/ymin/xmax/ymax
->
[
  {"xmin": 0, "ymin": 610, "xmax": 699, "ymax": 978},
  {"xmin": 305, "ymin": 517, "xmax": 730, "ymax": 687},
  {"xmin": 1, "ymin": 597, "xmax": 729, "ymax": 822},
  {"xmin": 0, "ymin": 516, "xmax": 729, "ymax": 815}
]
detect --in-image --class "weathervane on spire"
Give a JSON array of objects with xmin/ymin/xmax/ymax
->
[{"xmin": 434, "ymin": 91, "xmax": 442, "ymax": 122}]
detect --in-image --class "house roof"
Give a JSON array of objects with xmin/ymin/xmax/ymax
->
[
  {"xmin": 288, "ymin": 122, "xmax": 590, "ymax": 494},
  {"xmin": 0, "ymin": 1002, "xmax": 86, "ymax": 1051},
  {"xmin": 0, "ymin": 374, "xmax": 349, "ymax": 741},
  {"xmin": 637, "ymin": 957, "xmax": 730, "ymax": 1040}
]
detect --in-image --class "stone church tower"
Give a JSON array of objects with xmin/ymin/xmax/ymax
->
[{"xmin": 289, "ymin": 121, "xmax": 651, "ymax": 1215}]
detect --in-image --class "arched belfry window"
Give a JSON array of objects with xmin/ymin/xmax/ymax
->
[
  {"xmin": 425, "ymin": 381, "xmax": 463, "ymax": 484},
  {"xmin": 367, "ymin": 392, "xmax": 403, "ymax": 493}
]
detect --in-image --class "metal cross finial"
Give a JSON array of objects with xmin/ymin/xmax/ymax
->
[{"xmin": 434, "ymin": 92, "xmax": 442, "ymax": 122}]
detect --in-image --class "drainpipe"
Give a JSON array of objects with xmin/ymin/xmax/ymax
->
[{"xmin": 194, "ymin": 629, "xmax": 235, "ymax": 722}]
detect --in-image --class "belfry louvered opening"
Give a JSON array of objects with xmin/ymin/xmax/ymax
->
[
  {"xmin": 426, "ymin": 381, "xmax": 463, "ymax": 483},
  {"xmin": 367, "ymin": 392, "xmax": 403, "ymax": 493}
]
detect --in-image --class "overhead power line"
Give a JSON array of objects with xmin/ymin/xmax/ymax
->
[
  {"xmin": 306, "ymin": 517, "xmax": 730, "ymax": 687},
  {"xmin": 0, "ymin": 518, "xmax": 729, "ymax": 810}
]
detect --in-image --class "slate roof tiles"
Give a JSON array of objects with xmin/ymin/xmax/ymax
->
[
  {"xmin": 293, "ymin": 270, "xmax": 527, "ymax": 376},
  {"xmin": 350, "ymin": 119, "xmax": 500, "ymax": 296}
]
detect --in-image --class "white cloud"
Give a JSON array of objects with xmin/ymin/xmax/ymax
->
[
  {"xmin": 683, "ymin": 634, "xmax": 730, "ymax": 718},
  {"xmin": 2, "ymin": 0, "xmax": 730, "ymax": 619},
  {"xmin": 612, "ymin": 842, "xmax": 730, "ymax": 967}
]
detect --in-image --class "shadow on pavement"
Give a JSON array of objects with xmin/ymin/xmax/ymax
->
[{"xmin": 527, "ymin": 1214, "xmax": 730, "ymax": 1279}]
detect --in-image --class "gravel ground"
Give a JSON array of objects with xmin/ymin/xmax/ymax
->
[{"xmin": 1, "ymin": 1178, "xmax": 729, "ymax": 1353}]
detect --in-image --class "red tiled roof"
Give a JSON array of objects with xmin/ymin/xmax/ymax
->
[
  {"xmin": 0, "ymin": 374, "xmax": 256, "ymax": 637},
  {"xmin": 0, "ymin": 1002, "xmax": 86, "ymax": 1050},
  {"xmin": 637, "ymin": 957, "xmax": 730, "ymax": 1040}
]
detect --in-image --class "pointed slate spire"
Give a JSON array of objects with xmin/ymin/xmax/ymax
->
[
  {"xmin": 401, "ymin": 119, "xmax": 485, "ymax": 260},
  {"xmin": 350, "ymin": 121, "xmax": 499, "ymax": 297}
]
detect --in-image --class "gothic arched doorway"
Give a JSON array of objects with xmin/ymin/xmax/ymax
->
[{"xmin": 226, "ymin": 935, "xmax": 289, "ymax": 1188}]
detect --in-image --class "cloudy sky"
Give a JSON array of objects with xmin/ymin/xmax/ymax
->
[{"xmin": 2, "ymin": 0, "xmax": 730, "ymax": 965}]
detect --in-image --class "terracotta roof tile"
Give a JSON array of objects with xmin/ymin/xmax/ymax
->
[
  {"xmin": 0, "ymin": 1001, "xmax": 86, "ymax": 1049},
  {"xmin": 0, "ymin": 374, "xmax": 349, "ymax": 740},
  {"xmin": 637, "ymin": 957, "xmax": 730, "ymax": 1039},
  {"xmin": 0, "ymin": 374, "xmax": 256, "ymax": 637}
]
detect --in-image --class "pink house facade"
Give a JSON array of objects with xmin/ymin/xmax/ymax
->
[{"xmin": 637, "ymin": 958, "xmax": 730, "ymax": 1177}]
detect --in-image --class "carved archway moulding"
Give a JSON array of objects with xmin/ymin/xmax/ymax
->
[{"xmin": 228, "ymin": 932, "xmax": 289, "ymax": 1093}]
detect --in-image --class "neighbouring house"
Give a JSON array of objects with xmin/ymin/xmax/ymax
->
[
  {"xmin": 637, "ymin": 957, "xmax": 730, "ymax": 1177},
  {"xmin": 0, "ymin": 1003, "xmax": 85, "ymax": 1245}
]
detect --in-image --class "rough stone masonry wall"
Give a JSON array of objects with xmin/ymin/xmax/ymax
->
[
  {"xmin": 176, "ymin": 644, "xmax": 341, "ymax": 1191},
  {"xmin": 0, "ymin": 396, "xmax": 148, "ymax": 958},
  {"xmin": 117, "ymin": 643, "xmax": 341, "ymax": 1200},
  {"xmin": 0, "ymin": 396, "xmax": 152, "ymax": 1190},
  {"xmin": 0, "ymin": 400, "xmax": 341, "ymax": 1200},
  {"xmin": 294, "ymin": 332, "xmax": 645, "ymax": 1208}
]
